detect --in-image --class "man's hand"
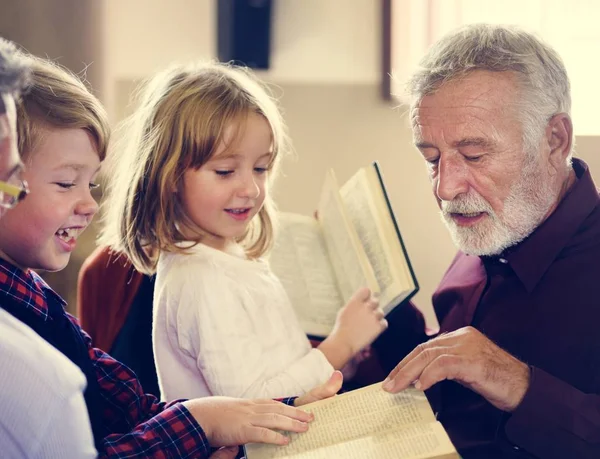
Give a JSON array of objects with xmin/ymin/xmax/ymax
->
[
  {"xmin": 183, "ymin": 397, "xmax": 314, "ymax": 448},
  {"xmin": 295, "ymin": 370, "xmax": 343, "ymax": 407},
  {"xmin": 382, "ymin": 326, "xmax": 530, "ymax": 412}
]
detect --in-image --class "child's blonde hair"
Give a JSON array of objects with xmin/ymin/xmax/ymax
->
[
  {"xmin": 16, "ymin": 54, "xmax": 110, "ymax": 160},
  {"xmin": 100, "ymin": 61, "xmax": 290, "ymax": 275}
]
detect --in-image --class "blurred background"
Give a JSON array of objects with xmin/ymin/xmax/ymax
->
[{"xmin": 1, "ymin": 0, "xmax": 599, "ymax": 330}]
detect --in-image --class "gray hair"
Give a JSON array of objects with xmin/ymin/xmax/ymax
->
[
  {"xmin": 0, "ymin": 38, "xmax": 30, "ymax": 104},
  {"xmin": 408, "ymin": 24, "xmax": 571, "ymax": 157}
]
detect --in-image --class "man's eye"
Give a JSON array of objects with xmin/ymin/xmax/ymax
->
[
  {"xmin": 426, "ymin": 158, "xmax": 439, "ymax": 165},
  {"xmin": 466, "ymin": 156, "xmax": 482, "ymax": 162},
  {"xmin": 215, "ymin": 170, "xmax": 233, "ymax": 177}
]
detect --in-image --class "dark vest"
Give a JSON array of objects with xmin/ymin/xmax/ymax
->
[
  {"xmin": 110, "ymin": 274, "xmax": 160, "ymax": 396},
  {"xmin": 0, "ymin": 289, "xmax": 106, "ymax": 450}
]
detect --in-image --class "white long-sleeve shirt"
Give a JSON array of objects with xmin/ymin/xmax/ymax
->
[
  {"xmin": 0, "ymin": 309, "xmax": 96, "ymax": 459},
  {"xmin": 153, "ymin": 242, "xmax": 333, "ymax": 400}
]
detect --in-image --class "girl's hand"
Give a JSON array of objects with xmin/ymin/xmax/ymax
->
[
  {"xmin": 333, "ymin": 287, "xmax": 387, "ymax": 354},
  {"xmin": 294, "ymin": 370, "xmax": 343, "ymax": 407},
  {"xmin": 318, "ymin": 288, "xmax": 387, "ymax": 370},
  {"xmin": 183, "ymin": 397, "xmax": 314, "ymax": 448}
]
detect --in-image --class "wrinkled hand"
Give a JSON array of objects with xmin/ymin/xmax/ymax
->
[
  {"xmin": 382, "ymin": 326, "xmax": 530, "ymax": 412},
  {"xmin": 183, "ymin": 396, "xmax": 314, "ymax": 448},
  {"xmin": 295, "ymin": 371, "xmax": 343, "ymax": 407},
  {"xmin": 209, "ymin": 446, "xmax": 239, "ymax": 459}
]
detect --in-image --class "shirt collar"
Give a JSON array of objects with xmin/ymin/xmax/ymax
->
[
  {"xmin": 0, "ymin": 257, "xmax": 66, "ymax": 321},
  {"xmin": 493, "ymin": 158, "xmax": 599, "ymax": 293}
]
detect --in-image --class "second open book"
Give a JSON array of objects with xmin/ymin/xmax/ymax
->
[
  {"xmin": 268, "ymin": 162, "xmax": 418, "ymax": 338},
  {"xmin": 244, "ymin": 382, "xmax": 459, "ymax": 459}
]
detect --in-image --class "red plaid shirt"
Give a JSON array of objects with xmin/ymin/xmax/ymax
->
[{"xmin": 0, "ymin": 260, "xmax": 212, "ymax": 458}]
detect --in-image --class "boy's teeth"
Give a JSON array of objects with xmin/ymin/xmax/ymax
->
[{"xmin": 56, "ymin": 228, "xmax": 81, "ymax": 242}]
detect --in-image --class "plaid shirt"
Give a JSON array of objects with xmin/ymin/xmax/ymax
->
[{"xmin": 0, "ymin": 259, "xmax": 212, "ymax": 458}]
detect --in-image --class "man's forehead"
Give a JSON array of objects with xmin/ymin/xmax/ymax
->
[{"xmin": 416, "ymin": 72, "xmax": 519, "ymax": 113}]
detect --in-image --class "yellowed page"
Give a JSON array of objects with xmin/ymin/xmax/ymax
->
[
  {"xmin": 245, "ymin": 422, "xmax": 458, "ymax": 459},
  {"xmin": 245, "ymin": 383, "xmax": 456, "ymax": 459},
  {"xmin": 317, "ymin": 170, "xmax": 378, "ymax": 303},
  {"xmin": 340, "ymin": 166, "xmax": 416, "ymax": 313},
  {"xmin": 268, "ymin": 213, "xmax": 343, "ymax": 337}
]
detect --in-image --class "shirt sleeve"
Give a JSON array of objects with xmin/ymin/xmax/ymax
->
[
  {"xmin": 67, "ymin": 314, "xmax": 213, "ymax": 459},
  {"xmin": 168, "ymin": 264, "xmax": 334, "ymax": 399},
  {"xmin": 504, "ymin": 366, "xmax": 600, "ymax": 458}
]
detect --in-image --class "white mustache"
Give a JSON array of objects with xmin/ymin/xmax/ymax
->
[{"xmin": 441, "ymin": 193, "xmax": 493, "ymax": 216}]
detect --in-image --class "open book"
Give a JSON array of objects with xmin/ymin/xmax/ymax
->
[
  {"xmin": 268, "ymin": 162, "xmax": 418, "ymax": 338},
  {"xmin": 244, "ymin": 382, "xmax": 458, "ymax": 459}
]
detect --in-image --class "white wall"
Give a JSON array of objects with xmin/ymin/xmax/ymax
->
[
  {"xmin": 103, "ymin": 0, "xmax": 216, "ymax": 118},
  {"xmin": 263, "ymin": 0, "xmax": 379, "ymax": 84},
  {"xmin": 103, "ymin": 0, "xmax": 381, "ymax": 115}
]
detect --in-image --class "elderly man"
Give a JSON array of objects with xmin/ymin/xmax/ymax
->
[{"xmin": 377, "ymin": 25, "xmax": 600, "ymax": 459}]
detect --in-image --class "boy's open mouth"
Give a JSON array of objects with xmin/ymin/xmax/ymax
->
[{"xmin": 56, "ymin": 227, "xmax": 84, "ymax": 244}]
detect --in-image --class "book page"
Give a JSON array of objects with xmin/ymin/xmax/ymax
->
[
  {"xmin": 340, "ymin": 166, "xmax": 416, "ymax": 312},
  {"xmin": 317, "ymin": 170, "xmax": 378, "ymax": 303},
  {"xmin": 245, "ymin": 383, "xmax": 453, "ymax": 459},
  {"xmin": 268, "ymin": 213, "xmax": 343, "ymax": 337},
  {"xmin": 246, "ymin": 423, "xmax": 458, "ymax": 459}
]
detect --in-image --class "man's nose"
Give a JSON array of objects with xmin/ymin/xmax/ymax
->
[{"xmin": 435, "ymin": 155, "xmax": 469, "ymax": 202}]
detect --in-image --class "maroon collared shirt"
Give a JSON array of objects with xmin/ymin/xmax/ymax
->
[{"xmin": 376, "ymin": 158, "xmax": 600, "ymax": 458}]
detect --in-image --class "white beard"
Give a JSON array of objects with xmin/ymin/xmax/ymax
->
[{"xmin": 440, "ymin": 157, "xmax": 558, "ymax": 256}]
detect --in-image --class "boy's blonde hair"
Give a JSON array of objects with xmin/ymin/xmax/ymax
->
[
  {"xmin": 100, "ymin": 61, "xmax": 290, "ymax": 274},
  {"xmin": 16, "ymin": 54, "xmax": 110, "ymax": 160}
]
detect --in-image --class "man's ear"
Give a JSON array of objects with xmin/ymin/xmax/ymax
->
[{"xmin": 545, "ymin": 113, "xmax": 573, "ymax": 170}]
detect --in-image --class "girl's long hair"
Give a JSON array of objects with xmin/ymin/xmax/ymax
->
[{"xmin": 99, "ymin": 61, "xmax": 290, "ymax": 274}]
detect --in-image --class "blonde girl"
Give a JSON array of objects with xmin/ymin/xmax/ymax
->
[{"xmin": 100, "ymin": 61, "xmax": 387, "ymax": 400}]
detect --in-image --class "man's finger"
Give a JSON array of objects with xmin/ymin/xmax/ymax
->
[
  {"xmin": 414, "ymin": 354, "xmax": 462, "ymax": 390},
  {"xmin": 383, "ymin": 342, "xmax": 427, "ymax": 386},
  {"xmin": 383, "ymin": 345, "xmax": 445, "ymax": 393}
]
